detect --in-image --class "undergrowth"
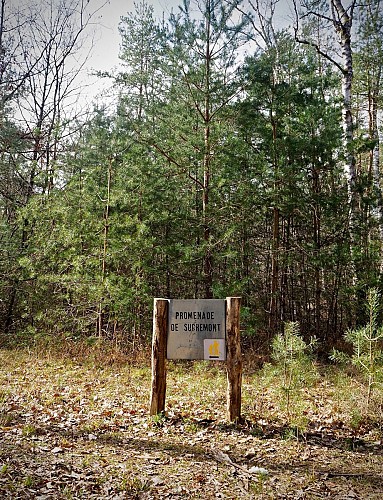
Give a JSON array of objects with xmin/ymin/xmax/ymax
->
[{"xmin": 1, "ymin": 336, "xmax": 382, "ymax": 436}]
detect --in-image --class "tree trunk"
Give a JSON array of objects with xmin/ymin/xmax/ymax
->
[
  {"xmin": 368, "ymin": 67, "xmax": 383, "ymax": 269},
  {"xmin": 149, "ymin": 298, "xmax": 168, "ymax": 416},
  {"xmin": 97, "ymin": 157, "xmax": 112, "ymax": 337},
  {"xmin": 330, "ymin": 1, "xmax": 358, "ymax": 233},
  {"xmin": 269, "ymin": 206, "xmax": 279, "ymax": 333},
  {"xmin": 202, "ymin": 0, "xmax": 213, "ymax": 299},
  {"xmin": 226, "ymin": 296, "xmax": 242, "ymax": 422}
]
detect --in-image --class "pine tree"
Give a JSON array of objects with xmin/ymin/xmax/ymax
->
[
  {"xmin": 117, "ymin": 0, "xmax": 248, "ymax": 299},
  {"xmin": 239, "ymin": 33, "xmax": 345, "ymax": 341}
]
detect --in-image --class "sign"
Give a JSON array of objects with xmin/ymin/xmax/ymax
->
[
  {"xmin": 167, "ymin": 299, "xmax": 226, "ymax": 360},
  {"xmin": 150, "ymin": 297, "xmax": 241, "ymax": 421}
]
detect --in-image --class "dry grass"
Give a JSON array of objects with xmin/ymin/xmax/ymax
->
[{"xmin": 0, "ymin": 343, "xmax": 382, "ymax": 498}]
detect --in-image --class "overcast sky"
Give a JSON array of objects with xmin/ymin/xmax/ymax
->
[
  {"xmin": 6, "ymin": 0, "xmax": 293, "ymax": 108},
  {"xmin": 90, "ymin": 0, "xmax": 181, "ymax": 72},
  {"xmin": 90, "ymin": 0, "xmax": 291, "ymax": 69},
  {"xmin": 85, "ymin": 0, "xmax": 292, "ymax": 105},
  {"xmin": 82, "ymin": 0, "xmax": 182, "ymax": 105}
]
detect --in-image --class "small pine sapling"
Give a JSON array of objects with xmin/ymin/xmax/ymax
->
[
  {"xmin": 331, "ymin": 288, "xmax": 383, "ymax": 406},
  {"xmin": 271, "ymin": 321, "xmax": 317, "ymax": 419}
]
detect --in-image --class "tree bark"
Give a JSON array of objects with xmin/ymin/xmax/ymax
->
[
  {"xmin": 226, "ymin": 296, "xmax": 242, "ymax": 422},
  {"xmin": 368, "ymin": 67, "xmax": 383, "ymax": 269},
  {"xmin": 149, "ymin": 298, "xmax": 168, "ymax": 416},
  {"xmin": 202, "ymin": 0, "xmax": 213, "ymax": 299},
  {"xmin": 331, "ymin": 0, "xmax": 357, "ymax": 195}
]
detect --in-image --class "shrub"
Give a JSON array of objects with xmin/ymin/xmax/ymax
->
[
  {"xmin": 331, "ymin": 288, "xmax": 383, "ymax": 406},
  {"xmin": 271, "ymin": 321, "xmax": 317, "ymax": 420}
]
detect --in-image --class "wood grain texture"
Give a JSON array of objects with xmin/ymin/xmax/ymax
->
[{"xmin": 149, "ymin": 298, "xmax": 168, "ymax": 416}]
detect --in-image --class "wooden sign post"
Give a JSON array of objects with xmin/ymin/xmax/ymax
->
[
  {"xmin": 226, "ymin": 297, "xmax": 242, "ymax": 422},
  {"xmin": 149, "ymin": 298, "xmax": 168, "ymax": 416},
  {"xmin": 149, "ymin": 297, "xmax": 242, "ymax": 422}
]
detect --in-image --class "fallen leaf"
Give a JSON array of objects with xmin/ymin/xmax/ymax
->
[{"xmin": 51, "ymin": 447, "xmax": 63, "ymax": 454}]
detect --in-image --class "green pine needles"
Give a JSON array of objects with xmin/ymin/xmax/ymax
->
[
  {"xmin": 331, "ymin": 288, "xmax": 383, "ymax": 406},
  {"xmin": 271, "ymin": 321, "xmax": 317, "ymax": 419}
]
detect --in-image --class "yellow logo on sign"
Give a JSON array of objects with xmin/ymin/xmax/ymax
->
[
  {"xmin": 204, "ymin": 338, "xmax": 225, "ymax": 361},
  {"xmin": 209, "ymin": 340, "xmax": 220, "ymax": 358}
]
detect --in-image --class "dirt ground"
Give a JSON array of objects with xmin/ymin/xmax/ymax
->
[{"xmin": 0, "ymin": 349, "xmax": 382, "ymax": 498}]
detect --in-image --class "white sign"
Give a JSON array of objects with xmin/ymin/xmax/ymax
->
[
  {"xmin": 167, "ymin": 299, "xmax": 226, "ymax": 360},
  {"xmin": 204, "ymin": 338, "xmax": 226, "ymax": 361}
]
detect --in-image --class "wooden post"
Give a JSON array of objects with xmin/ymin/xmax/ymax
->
[
  {"xmin": 149, "ymin": 298, "xmax": 168, "ymax": 416},
  {"xmin": 226, "ymin": 297, "xmax": 242, "ymax": 422}
]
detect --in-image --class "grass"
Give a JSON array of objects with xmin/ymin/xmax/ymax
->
[
  {"xmin": 1, "ymin": 342, "xmax": 382, "ymax": 434},
  {"xmin": 0, "ymin": 342, "xmax": 382, "ymax": 498}
]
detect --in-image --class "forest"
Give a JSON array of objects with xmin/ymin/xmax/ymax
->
[
  {"xmin": 1, "ymin": 1, "xmax": 383, "ymax": 497},
  {"xmin": 1, "ymin": 0, "xmax": 383, "ymax": 354}
]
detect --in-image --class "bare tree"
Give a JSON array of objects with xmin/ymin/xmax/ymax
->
[
  {"xmin": 293, "ymin": 0, "xmax": 357, "ymax": 195},
  {"xmin": 15, "ymin": 0, "xmax": 104, "ymax": 196},
  {"xmin": 0, "ymin": 0, "xmax": 104, "ymax": 331}
]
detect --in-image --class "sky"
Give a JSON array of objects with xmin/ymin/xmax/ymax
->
[
  {"xmin": 85, "ymin": 0, "xmax": 293, "ymax": 105},
  {"xmin": 84, "ymin": 0, "xmax": 182, "ymax": 105},
  {"xmin": 89, "ymin": 0, "xmax": 181, "ymax": 71},
  {"xmin": 90, "ymin": 0, "xmax": 292, "ymax": 71},
  {"xmin": 7, "ymin": 0, "xmax": 293, "ymax": 109}
]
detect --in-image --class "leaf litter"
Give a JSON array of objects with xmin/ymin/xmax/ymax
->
[{"xmin": 0, "ymin": 349, "xmax": 382, "ymax": 498}]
